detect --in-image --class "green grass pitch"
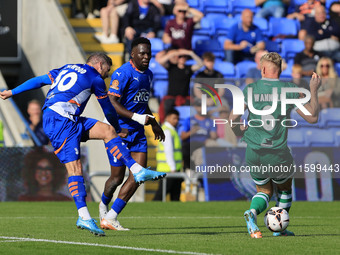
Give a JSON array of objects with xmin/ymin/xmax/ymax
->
[{"xmin": 0, "ymin": 201, "xmax": 339, "ymax": 255}]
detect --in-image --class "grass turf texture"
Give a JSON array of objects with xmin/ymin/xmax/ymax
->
[{"xmin": 0, "ymin": 201, "xmax": 339, "ymax": 255}]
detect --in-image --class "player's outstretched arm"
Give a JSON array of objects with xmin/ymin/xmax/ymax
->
[
  {"xmin": 0, "ymin": 74, "xmax": 51, "ymax": 100},
  {"xmin": 98, "ymin": 96, "xmax": 122, "ymax": 134},
  {"xmin": 297, "ymin": 72, "xmax": 321, "ymax": 124}
]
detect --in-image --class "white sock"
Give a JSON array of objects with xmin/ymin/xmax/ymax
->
[
  {"xmin": 130, "ymin": 163, "xmax": 143, "ymax": 174},
  {"xmin": 250, "ymin": 209, "xmax": 257, "ymax": 223},
  {"xmin": 105, "ymin": 209, "xmax": 118, "ymax": 220},
  {"xmin": 78, "ymin": 207, "xmax": 91, "ymax": 220},
  {"xmin": 99, "ymin": 201, "xmax": 108, "ymax": 211}
]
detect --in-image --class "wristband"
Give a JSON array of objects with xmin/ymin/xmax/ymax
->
[{"xmin": 131, "ymin": 113, "xmax": 147, "ymax": 125}]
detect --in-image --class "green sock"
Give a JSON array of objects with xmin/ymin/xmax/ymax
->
[
  {"xmin": 250, "ymin": 192, "xmax": 270, "ymax": 215},
  {"xmin": 276, "ymin": 190, "xmax": 292, "ymax": 212}
]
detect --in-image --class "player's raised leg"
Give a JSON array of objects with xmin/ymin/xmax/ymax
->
[{"xmin": 273, "ymin": 178, "xmax": 295, "ymax": 237}]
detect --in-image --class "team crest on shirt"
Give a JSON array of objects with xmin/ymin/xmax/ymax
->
[{"xmin": 111, "ymin": 79, "xmax": 119, "ymax": 90}]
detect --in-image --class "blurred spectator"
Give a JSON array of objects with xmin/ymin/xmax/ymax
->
[
  {"xmin": 286, "ymin": 0, "xmax": 321, "ymax": 22},
  {"xmin": 315, "ymin": 57, "xmax": 340, "ymax": 108},
  {"xmin": 245, "ymin": 49, "xmax": 268, "ymax": 85},
  {"xmin": 157, "ymin": 48, "xmax": 203, "ymax": 123},
  {"xmin": 27, "ymin": 100, "xmax": 49, "ymax": 146},
  {"xmin": 154, "ymin": 109, "xmax": 183, "ymax": 201},
  {"xmin": 255, "ymin": 0, "xmax": 290, "ymax": 19},
  {"xmin": 291, "ymin": 64, "xmax": 309, "ymax": 89},
  {"xmin": 72, "ymin": 0, "xmax": 102, "ymax": 18},
  {"xmin": 298, "ymin": 5, "xmax": 340, "ymax": 62},
  {"xmin": 224, "ymin": 9, "xmax": 265, "ymax": 64},
  {"xmin": 122, "ymin": 0, "xmax": 161, "ymax": 57},
  {"xmin": 215, "ymin": 106, "xmax": 238, "ymax": 147},
  {"xmin": 330, "ymin": 1, "xmax": 340, "ymax": 25},
  {"xmin": 155, "ymin": 0, "xmax": 179, "ymax": 16},
  {"xmin": 193, "ymin": 52, "xmax": 228, "ymax": 107},
  {"xmin": 94, "ymin": 0, "xmax": 129, "ymax": 44},
  {"xmin": 294, "ymin": 35, "xmax": 323, "ymax": 77},
  {"xmin": 19, "ymin": 148, "xmax": 71, "ymax": 201}
]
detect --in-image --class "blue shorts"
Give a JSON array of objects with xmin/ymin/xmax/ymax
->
[
  {"xmin": 43, "ymin": 109, "xmax": 98, "ymax": 164},
  {"xmin": 111, "ymin": 127, "xmax": 147, "ymax": 167}
]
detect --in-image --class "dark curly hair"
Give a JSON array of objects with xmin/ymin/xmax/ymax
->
[{"xmin": 22, "ymin": 147, "xmax": 66, "ymax": 195}]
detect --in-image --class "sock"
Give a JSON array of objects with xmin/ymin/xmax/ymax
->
[
  {"xmin": 106, "ymin": 198, "xmax": 126, "ymax": 220},
  {"xmin": 68, "ymin": 176, "xmax": 90, "ymax": 219},
  {"xmin": 250, "ymin": 192, "xmax": 270, "ymax": 215},
  {"xmin": 105, "ymin": 137, "xmax": 136, "ymax": 168},
  {"xmin": 276, "ymin": 190, "xmax": 292, "ymax": 212},
  {"xmin": 130, "ymin": 163, "xmax": 142, "ymax": 174},
  {"xmin": 78, "ymin": 207, "xmax": 91, "ymax": 220},
  {"xmin": 101, "ymin": 193, "xmax": 112, "ymax": 205}
]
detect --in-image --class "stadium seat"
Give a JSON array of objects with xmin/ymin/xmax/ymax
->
[
  {"xmin": 214, "ymin": 16, "xmax": 237, "ymax": 37},
  {"xmin": 326, "ymin": 0, "xmax": 338, "ymax": 10},
  {"xmin": 281, "ymin": 39, "xmax": 305, "ymax": 62},
  {"xmin": 152, "ymin": 80, "xmax": 168, "ymax": 101},
  {"xmin": 287, "ymin": 128, "xmax": 307, "ymax": 147},
  {"xmin": 202, "ymin": 0, "xmax": 230, "ymax": 14},
  {"xmin": 320, "ymin": 108, "xmax": 340, "ymax": 128},
  {"xmin": 149, "ymin": 38, "xmax": 164, "ymax": 57},
  {"xmin": 194, "ymin": 39, "xmax": 225, "ymax": 59},
  {"xmin": 230, "ymin": 0, "xmax": 259, "ymax": 15},
  {"xmin": 149, "ymin": 58, "xmax": 168, "ymax": 80},
  {"xmin": 217, "ymin": 36, "xmax": 228, "ymax": 51},
  {"xmin": 193, "ymin": 17, "xmax": 215, "ymax": 37},
  {"xmin": 280, "ymin": 61, "xmax": 293, "ymax": 79},
  {"xmin": 187, "ymin": 0, "xmax": 200, "ymax": 9},
  {"xmin": 290, "ymin": 109, "xmax": 320, "ymax": 128},
  {"xmin": 174, "ymin": 105, "xmax": 192, "ymax": 130},
  {"xmin": 214, "ymin": 60, "xmax": 235, "ymax": 78},
  {"xmin": 268, "ymin": 18, "xmax": 298, "ymax": 39},
  {"xmin": 335, "ymin": 63, "xmax": 340, "ymax": 76},
  {"xmin": 304, "ymin": 129, "xmax": 336, "ymax": 147},
  {"xmin": 235, "ymin": 61, "xmax": 257, "ymax": 78},
  {"xmin": 161, "ymin": 15, "xmax": 174, "ymax": 29},
  {"xmin": 265, "ymin": 40, "xmax": 281, "ymax": 54}
]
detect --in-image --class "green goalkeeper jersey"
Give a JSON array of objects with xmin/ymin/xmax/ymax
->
[{"xmin": 243, "ymin": 78, "xmax": 300, "ymax": 150}]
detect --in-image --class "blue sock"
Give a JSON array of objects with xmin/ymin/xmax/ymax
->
[
  {"xmin": 105, "ymin": 137, "xmax": 136, "ymax": 168},
  {"xmin": 68, "ymin": 176, "xmax": 87, "ymax": 210},
  {"xmin": 111, "ymin": 198, "xmax": 126, "ymax": 214},
  {"xmin": 101, "ymin": 193, "xmax": 112, "ymax": 206}
]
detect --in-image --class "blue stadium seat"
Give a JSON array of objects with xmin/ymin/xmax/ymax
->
[
  {"xmin": 152, "ymin": 80, "xmax": 168, "ymax": 101},
  {"xmin": 202, "ymin": 0, "xmax": 230, "ymax": 14},
  {"xmin": 335, "ymin": 63, "xmax": 340, "ymax": 76},
  {"xmin": 280, "ymin": 61, "xmax": 293, "ymax": 79},
  {"xmin": 281, "ymin": 39, "xmax": 304, "ymax": 61},
  {"xmin": 192, "ymin": 35, "xmax": 211, "ymax": 51},
  {"xmin": 265, "ymin": 40, "xmax": 281, "ymax": 54},
  {"xmin": 161, "ymin": 15, "xmax": 174, "ymax": 29},
  {"xmin": 149, "ymin": 58, "xmax": 168, "ymax": 80},
  {"xmin": 287, "ymin": 128, "xmax": 307, "ymax": 147},
  {"xmin": 235, "ymin": 61, "xmax": 257, "ymax": 78},
  {"xmin": 214, "ymin": 16, "xmax": 237, "ymax": 37},
  {"xmin": 230, "ymin": 0, "xmax": 259, "ymax": 15},
  {"xmin": 193, "ymin": 17, "xmax": 215, "ymax": 37},
  {"xmin": 187, "ymin": 0, "xmax": 200, "ymax": 9},
  {"xmin": 290, "ymin": 109, "xmax": 320, "ymax": 128},
  {"xmin": 217, "ymin": 36, "xmax": 228, "ymax": 51},
  {"xmin": 304, "ymin": 128, "xmax": 336, "ymax": 147},
  {"xmin": 174, "ymin": 105, "xmax": 192, "ymax": 130},
  {"xmin": 214, "ymin": 60, "xmax": 235, "ymax": 78},
  {"xmin": 326, "ymin": 0, "xmax": 338, "ymax": 10},
  {"xmin": 320, "ymin": 108, "xmax": 340, "ymax": 127},
  {"xmin": 234, "ymin": 14, "xmax": 269, "ymax": 35},
  {"xmin": 149, "ymin": 38, "xmax": 164, "ymax": 57},
  {"xmin": 268, "ymin": 18, "xmax": 298, "ymax": 39},
  {"xmin": 195, "ymin": 39, "xmax": 225, "ymax": 59}
]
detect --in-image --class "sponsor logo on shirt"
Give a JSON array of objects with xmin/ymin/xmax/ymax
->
[{"xmin": 133, "ymin": 88, "xmax": 150, "ymax": 103}]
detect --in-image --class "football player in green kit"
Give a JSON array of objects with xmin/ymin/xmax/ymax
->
[{"xmin": 229, "ymin": 52, "xmax": 321, "ymax": 238}]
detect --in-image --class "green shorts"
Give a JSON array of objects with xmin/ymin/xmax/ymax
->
[{"xmin": 246, "ymin": 146, "xmax": 295, "ymax": 186}]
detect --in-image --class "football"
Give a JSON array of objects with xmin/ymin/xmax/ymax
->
[{"xmin": 264, "ymin": 207, "xmax": 289, "ymax": 232}]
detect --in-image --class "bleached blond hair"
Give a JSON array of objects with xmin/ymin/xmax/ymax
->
[{"xmin": 260, "ymin": 52, "xmax": 282, "ymax": 75}]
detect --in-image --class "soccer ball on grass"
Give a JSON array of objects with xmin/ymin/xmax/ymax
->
[{"xmin": 264, "ymin": 207, "xmax": 289, "ymax": 232}]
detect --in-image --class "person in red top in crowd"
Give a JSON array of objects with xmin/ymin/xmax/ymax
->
[
  {"xmin": 287, "ymin": 0, "xmax": 323, "ymax": 22},
  {"xmin": 155, "ymin": 1, "xmax": 203, "ymax": 62}
]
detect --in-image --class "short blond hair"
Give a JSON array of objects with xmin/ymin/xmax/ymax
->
[{"xmin": 260, "ymin": 52, "xmax": 282, "ymax": 75}]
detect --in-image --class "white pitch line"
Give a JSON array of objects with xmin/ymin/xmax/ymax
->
[
  {"xmin": 0, "ymin": 216, "xmax": 339, "ymax": 219},
  {"xmin": 0, "ymin": 236, "xmax": 219, "ymax": 255}
]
